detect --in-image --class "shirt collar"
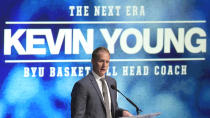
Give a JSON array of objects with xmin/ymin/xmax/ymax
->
[{"xmin": 92, "ymin": 70, "xmax": 105, "ymax": 80}]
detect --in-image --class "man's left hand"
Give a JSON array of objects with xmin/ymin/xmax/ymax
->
[{"xmin": 122, "ymin": 110, "xmax": 133, "ymax": 117}]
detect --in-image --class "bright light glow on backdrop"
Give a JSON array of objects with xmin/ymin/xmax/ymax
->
[{"xmin": 0, "ymin": 0, "xmax": 210, "ymax": 118}]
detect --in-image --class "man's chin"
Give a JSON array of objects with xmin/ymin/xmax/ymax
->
[{"xmin": 99, "ymin": 71, "xmax": 106, "ymax": 76}]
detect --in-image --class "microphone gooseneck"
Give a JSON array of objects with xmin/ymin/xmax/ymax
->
[{"xmin": 111, "ymin": 85, "xmax": 142, "ymax": 115}]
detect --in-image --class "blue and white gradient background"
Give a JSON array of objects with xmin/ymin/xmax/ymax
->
[{"xmin": 0, "ymin": 0, "xmax": 210, "ymax": 118}]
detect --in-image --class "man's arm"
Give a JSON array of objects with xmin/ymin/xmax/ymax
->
[{"xmin": 71, "ymin": 82, "xmax": 87, "ymax": 118}]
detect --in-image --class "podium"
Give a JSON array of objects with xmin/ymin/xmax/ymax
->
[{"xmin": 119, "ymin": 112, "xmax": 160, "ymax": 118}]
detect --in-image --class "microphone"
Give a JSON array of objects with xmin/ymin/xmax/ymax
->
[{"xmin": 111, "ymin": 85, "xmax": 142, "ymax": 115}]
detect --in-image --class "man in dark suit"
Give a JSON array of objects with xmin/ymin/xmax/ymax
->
[{"xmin": 71, "ymin": 47, "xmax": 132, "ymax": 118}]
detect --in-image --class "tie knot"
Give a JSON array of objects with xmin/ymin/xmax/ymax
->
[{"xmin": 100, "ymin": 77, "xmax": 106, "ymax": 82}]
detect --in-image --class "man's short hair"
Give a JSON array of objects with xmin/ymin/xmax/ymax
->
[{"xmin": 92, "ymin": 47, "xmax": 110, "ymax": 60}]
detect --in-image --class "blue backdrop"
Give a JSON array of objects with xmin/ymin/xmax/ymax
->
[{"xmin": 0, "ymin": 0, "xmax": 210, "ymax": 118}]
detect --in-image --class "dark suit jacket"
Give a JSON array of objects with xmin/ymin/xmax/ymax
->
[{"xmin": 71, "ymin": 72, "xmax": 123, "ymax": 118}]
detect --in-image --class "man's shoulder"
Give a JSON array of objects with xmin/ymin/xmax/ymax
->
[
  {"xmin": 106, "ymin": 76, "xmax": 117, "ymax": 83},
  {"xmin": 106, "ymin": 75, "xmax": 115, "ymax": 80},
  {"xmin": 106, "ymin": 76, "xmax": 115, "ymax": 80}
]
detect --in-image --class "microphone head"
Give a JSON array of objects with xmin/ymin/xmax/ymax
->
[{"xmin": 111, "ymin": 85, "xmax": 116, "ymax": 90}]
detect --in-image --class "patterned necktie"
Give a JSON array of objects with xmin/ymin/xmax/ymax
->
[{"xmin": 100, "ymin": 78, "xmax": 112, "ymax": 118}]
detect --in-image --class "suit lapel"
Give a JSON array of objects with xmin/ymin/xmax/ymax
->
[
  {"xmin": 106, "ymin": 77, "xmax": 114, "ymax": 102},
  {"xmin": 88, "ymin": 72, "xmax": 105, "ymax": 106},
  {"xmin": 105, "ymin": 77, "xmax": 115, "ymax": 117}
]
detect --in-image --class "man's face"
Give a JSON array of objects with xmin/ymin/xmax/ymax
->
[{"xmin": 92, "ymin": 50, "xmax": 110, "ymax": 77}]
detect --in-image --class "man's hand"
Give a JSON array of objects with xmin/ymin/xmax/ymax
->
[{"xmin": 122, "ymin": 110, "xmax": 133, "ymax": 117}]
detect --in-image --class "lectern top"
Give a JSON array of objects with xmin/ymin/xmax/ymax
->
[{"xmin": 119, "ymin": 112, "xmax": 161, "ymax": 118}]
